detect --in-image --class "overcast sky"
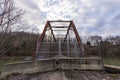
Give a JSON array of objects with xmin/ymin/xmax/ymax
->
[{"xmin": 14, "ymin": 0, "xmax": 120, "ymax": 37}]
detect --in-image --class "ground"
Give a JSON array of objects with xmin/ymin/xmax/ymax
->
[
  {"xmin": 0, "ymin": 57, "xmax": 27, "ymax": 70},
  {"xmin": 0, "ymin": 57, "xmax": 120, "ymax": 80},
  {"xmin": 0, "ymin": 57, "xmax": 120, "ymax": 69},
  {"xmin": 3, "ymin": 70, "xmax": 120, "ymax": 80},
  {"xmin": 103, "ymin": 58, "xmax": 120, "ymax": 66}
]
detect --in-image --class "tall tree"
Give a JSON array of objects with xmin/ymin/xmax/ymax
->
[{"xmin": 0, "ymin": 0, "xmax": 23, "ymax": 56}]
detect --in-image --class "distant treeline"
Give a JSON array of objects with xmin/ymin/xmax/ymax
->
[
  {"xmin": 0, "ymin": 32, "xmax": 38, "ymax": 56},
  {"xmin": 85, "ymin": 36, "xmax": 120, "ymax": 58},
  {"xmin": 0, "ymin": 32, "xmax": 120, "ymax": 58}
]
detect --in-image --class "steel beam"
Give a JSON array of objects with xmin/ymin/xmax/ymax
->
[
  {"xmin": 71, "ymin": 21, "xmax": 84, "ymax": 56},
  {"xmin": 33, "ymin": 21, "xmax": 49, "ymax": 59},
  {"xmin": 50, "ymin": 26, "xmax": 69, "ymax": 28},
  {"xmin": 49, "ymin": 20, "xmax": 72, "ymax": 22},
  {"xmin": 63, "ymin": 21, "xmax": 72, "ymax": 42},
  {"xmin": 48, "ymin": 22, "xmax": 57, "ymax": 42}
]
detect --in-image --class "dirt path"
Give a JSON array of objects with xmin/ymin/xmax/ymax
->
[{"xmin": 3, "ymin": 70, "xmax": 120, "ymax": 80}]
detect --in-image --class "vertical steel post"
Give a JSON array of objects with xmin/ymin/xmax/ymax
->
[
  {"xmin": 59, "ymin": 38, "xmax": 61, "ymax": 56},
  {"xmin": 67, "ymin": 34, "xmax": 70, "ymax": 57}
]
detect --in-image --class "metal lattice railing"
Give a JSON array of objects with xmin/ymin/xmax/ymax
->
[{"xmin": 36, "ymin": 40, "xmax": 83, "ymax": 59}]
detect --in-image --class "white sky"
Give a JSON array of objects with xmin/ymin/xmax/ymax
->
[{"xmin": 14, "ymin": 0, "xmax": 120, "ymax": 37}]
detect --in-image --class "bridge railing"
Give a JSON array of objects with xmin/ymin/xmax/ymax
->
[{"xmin": 36, "ymin": 42, "xmax": 83, "ymax": 58}]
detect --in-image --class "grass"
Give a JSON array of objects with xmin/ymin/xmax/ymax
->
[
  {"xmin": 0, "ymin": 59, "xmax": 8, "ymax": 69},
  {"xmin": 103, "ymin": 57, "xmax": 120, "ymax": 66},
  {"xmin": 0, "ymin": 57, "xmax": 120, "ymax": 70},
  {"xmin": 6, "ymin": 58, "xmax": 25, "ymax": 63},
  {"xmin": 0, "ymin": 57, "xmax": 26, "ymax": 70}
]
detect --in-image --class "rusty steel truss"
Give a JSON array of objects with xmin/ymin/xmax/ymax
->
[{"xmin": 33, "ymin": 20, "xmax": 84, "ymax": 59}]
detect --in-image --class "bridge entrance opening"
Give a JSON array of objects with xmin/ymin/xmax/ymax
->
[
  {"xmin": 33, "ymin": 20, "xmax": 84, "ymax": 59},
  {"xmin": 31, "ymin": 20, "xmax": 103, "ymax": 71}
]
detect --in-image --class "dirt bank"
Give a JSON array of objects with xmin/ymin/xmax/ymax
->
[{"xmin": 3, "ymin": 70, "xmax": 120, "ymax": 80}]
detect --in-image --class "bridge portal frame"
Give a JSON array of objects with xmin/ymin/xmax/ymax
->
[{"xmin": 32, "ymin": 20, "xmax": 84, "ymax": 59}]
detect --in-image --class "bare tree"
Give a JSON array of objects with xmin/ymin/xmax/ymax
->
[{"xmin": 0, "ymin": 0, "xmax": 23, "ymax": 56}]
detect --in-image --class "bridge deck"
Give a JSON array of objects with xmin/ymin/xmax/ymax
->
[
  {"xmin": 37, "ymin": 57, "xmax": 101, "ymax": 60},
  {"xmin": 0, "ymin": 57, "xmax": 103, "ymax": 78}
]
